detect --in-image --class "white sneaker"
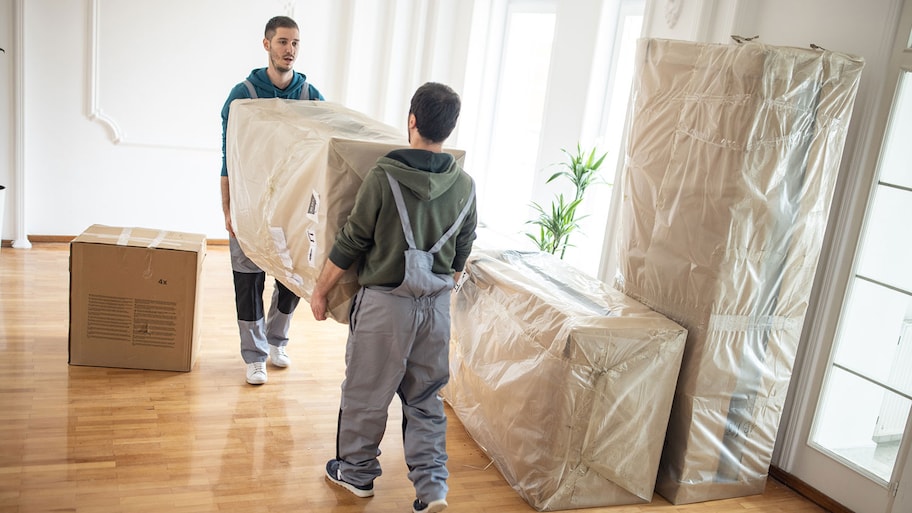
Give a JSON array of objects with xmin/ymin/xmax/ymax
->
[
  {"xmin": 269, "ymin": 345, "xmax": 291, "ymax": 368},
  {"xmin": 246, "ymin": 361, "xmax": 267, "ymax": 385}
]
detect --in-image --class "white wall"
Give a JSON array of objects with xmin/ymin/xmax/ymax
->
[
  {"xmin": 5, "ymin": 0, "xmax": 898, "ymax": 244},
  {"xmin": 0, "ymin": 0, "xmax": 11, "ymax": 240},
  {"xmin": 21, "ymin": 0, "xmax": 285, "ymax": 239},
  {"xmin": 10, "ymin": 0, "xmax": 473, "ymax": 241}
]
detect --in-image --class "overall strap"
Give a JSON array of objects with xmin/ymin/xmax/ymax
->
[
  {"xmin": 385, "ymin": 172, "xmax": 475, "ymax": 254},
  {"xmin": 245, "ymin": 77, "xmax": 309, "ymax": 99},
  {"xmin": 386, "ymin": 173, "xmax": 418, "ymax": 250},
  {"xmin": 428, "ymin": 179, "xmax": 475, "ymax": 254},
  {"xmin": 243, "ymin": 79, "xmax": 258, "ymax": 99}
]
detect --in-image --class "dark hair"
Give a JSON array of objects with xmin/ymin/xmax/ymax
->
[
  {"xmin": 265, "ymin": 16, "xmax": 298, "ymax": 40},
  {"xmin": 409, "ymin": 82, "xmax": 461, "ymax": 143}
]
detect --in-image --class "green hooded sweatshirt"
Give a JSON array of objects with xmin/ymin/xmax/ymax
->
[{"xmin": 329, "ymin": 149, "xmax": 477, "ymax": 287}]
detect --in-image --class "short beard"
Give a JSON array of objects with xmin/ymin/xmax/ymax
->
[{"xmin": 272, "ymin": 56, "xmax": 293, "ymax": 74}]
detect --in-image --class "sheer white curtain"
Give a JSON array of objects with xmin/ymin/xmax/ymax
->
[
  {"xmin": 306, "ymin": 0, "xmax": 644, "ymax": 277},
  {"xmin": 306, "ymin": 0, "xmax": 475, "ymax": 132}
]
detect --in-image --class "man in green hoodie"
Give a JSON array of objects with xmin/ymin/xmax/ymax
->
[
  {"xmin": 311, "ymin": 82, "xmax": 476, "ymax": 513},
  {"xmin": 220, "ymin": 15, "xmax": 324, "ymax": 386}
]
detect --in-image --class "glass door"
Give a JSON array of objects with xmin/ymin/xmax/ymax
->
[
  {"xmin": 782, "ymin": 2, "xmax": 912, "ymax": 512},
  {"xmin": 810, "ymin": 115, "xmax": 912, "ymax": 479},
  {"xmin": 809, "ymin": 75, "xmax": 912, "ymax": 494}
]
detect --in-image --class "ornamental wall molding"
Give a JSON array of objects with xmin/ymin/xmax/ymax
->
[{"xmin": 84, "ymin": 0, "xmax": 290, "ymax": 150}]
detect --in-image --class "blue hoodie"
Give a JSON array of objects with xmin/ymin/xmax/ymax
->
[{"xmin": 220, "ymin": 68, "xmax": 325, "ymax": 176}]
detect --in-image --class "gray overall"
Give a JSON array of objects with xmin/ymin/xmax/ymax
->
[
  {"xmin": 335, "ymin": 172, "xmax": 474, "ymax": 502},
  {"xmin": 228, "ymin": 81, "xmax": 310, "ymax": 363},
  {"xmin": 229, "ymin": 239, "xmax": 299, "ymax": 363}
]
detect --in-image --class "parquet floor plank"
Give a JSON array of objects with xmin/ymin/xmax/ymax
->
[{"xmin": 0, "ymin": 244, "xmax": 825, "ymax": 512}]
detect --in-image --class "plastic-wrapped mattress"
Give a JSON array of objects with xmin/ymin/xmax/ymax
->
[
  {"xmin": 614, "ymin": 38, "xmax": 864, "ymax": 504},
  {"xmin": 446, "ymin": 249, "xmax": 687, "ymax": 510}
]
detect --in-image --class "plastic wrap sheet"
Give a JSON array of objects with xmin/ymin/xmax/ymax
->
[
  {"xmin": 613, "ymin": 38, "xmax": 864, "ymax": 504},
  {"xmin": 226, "ymin": 99, "xmax": 465, "ymax": 322},
  {"xmin": 446, "ymin": 249, "xmax": 687, "ymax": 511}
]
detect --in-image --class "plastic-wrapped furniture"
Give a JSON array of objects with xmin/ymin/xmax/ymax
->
[
  {"xmin": 226, "ymin": 99, "xmax": 464, "ymax": 322},
  {"xmin": 614, "ymin": 38, "xmax": 864, "ymax": 504},
  {"xmin": 447, "ymin": 249, "xmax": 687, "ymax": 511}
]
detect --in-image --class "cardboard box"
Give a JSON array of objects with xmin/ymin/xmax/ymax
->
[
  {"xmin": 69, "ymin": 225, "xmax": 206, "ymax": 372},
  {"xmin": 226, "ymin": 99, "xmax": 465, "ymax": 323},
  {"xmin": 446, "ymin": 249, "xmax": 687, "ymax": 511}
]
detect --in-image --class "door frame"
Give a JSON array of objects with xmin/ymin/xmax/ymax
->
[{"xmin": 775, "ymin": 0, "xmax": 912, "ymax": 511}]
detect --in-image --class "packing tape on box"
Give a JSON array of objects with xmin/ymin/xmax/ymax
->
[
  {"xmin": 87, "ymin": 227, "xmax": 183, "ymax": 249},
  {"xmin": 707, "ymin": 314, "xmax": 802, "ymax": 332},
  {"xmin": 117, "ymin": 227, "xmax": 132, "ymax": 246}
]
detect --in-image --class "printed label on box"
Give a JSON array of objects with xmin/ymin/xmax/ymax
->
[
  {"xmin": 86, "ymin": 294, "xmax": 178, "ymax": 348},
  {"xmin": 307, "ymin": 229, "xmax": 317, "ymax": 267},
  {"xmin": 307, "ymin": 190, "xmax": 320, "ymax": 221}
]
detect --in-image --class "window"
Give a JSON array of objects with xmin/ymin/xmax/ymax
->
[
  {"xmin": 457, "ymin": 0, "xmax": 645, "ymax": 278},
  {"xmin": 569, "ymin": 0, "xmax": 644, "ymax": 276},
  {"xmin": 481, "ymin": 6, "xmax": 557, "ymax": 237}
]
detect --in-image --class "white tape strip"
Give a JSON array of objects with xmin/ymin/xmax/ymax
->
[
  {"xmin": 148, "ymin": 230, "xmax": 167, "ymax": 248},
  {"xmin": 708, "ymin": 314, "xmax": 801, "ymax": 332},
  {"xmin": 117, "ymin": 228, "xmax": 132, "ymax": 246}
]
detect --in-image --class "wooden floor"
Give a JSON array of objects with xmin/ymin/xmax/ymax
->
[{"xmin": 0, "ymin": 243, "xmax": 827, "ymax": 513}]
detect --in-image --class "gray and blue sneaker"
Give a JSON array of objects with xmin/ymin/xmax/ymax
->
[{"xmin": 324, "ymin": 459, "xmax": 374, "ymax": 498}]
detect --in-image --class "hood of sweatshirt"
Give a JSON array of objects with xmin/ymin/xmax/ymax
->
[
  {"xmin": 245, "ymin": 68, "xmax": 306, "ymax": 98},
  {"xmin": 377, "ymin": 150, "xmax": 460, "ymax": 201}
]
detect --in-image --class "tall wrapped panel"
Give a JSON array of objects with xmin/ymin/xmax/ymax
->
[
  {"xmin": 447, "ymin": 249, "xmax": 687, "ymax": 510},
  {"xmin": 226, "ymin": 99, "xmax": 465, "ymax": 323},
  {"xmin": 614, "ymin": 39, "xmax": 864, "ymax": 503}
]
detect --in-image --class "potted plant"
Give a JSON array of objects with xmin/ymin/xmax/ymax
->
[{"xmin": 526, "ymin": 144, "xmax": 608, "ymax": 259}]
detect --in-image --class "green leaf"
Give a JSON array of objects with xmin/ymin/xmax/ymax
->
[{"xmin": 526, "ymin": 143, "xmax": 609, "ymax": 258}]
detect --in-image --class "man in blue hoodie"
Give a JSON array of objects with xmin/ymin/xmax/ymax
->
[{"xmin": 220, "ymin": 15, "xmax": 325, "ymax": 385}]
